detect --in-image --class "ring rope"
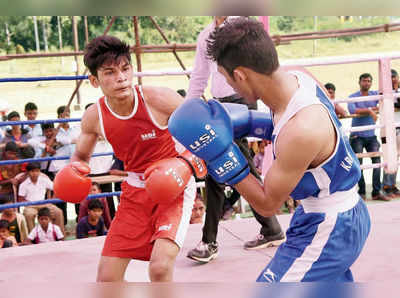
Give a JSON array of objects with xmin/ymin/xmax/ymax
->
[
  {"xmin": 0, "ymin": 118, "xmax": 81, "ymax": 127},
  {"xmin": 0, "ymin": 152, "xmax": 113, "ymax": 166},
  {"xmin": 0, "ymin": 191, "xmax": 121, "ymax": 211}
]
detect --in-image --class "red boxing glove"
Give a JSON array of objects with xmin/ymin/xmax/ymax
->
[
  {"xmin": 144, "ymin": 158, "xmax": 192, "ymax": 205},
  {"xmin": 54, "ymin": 161, "xmax": 92, "ymax": 203},
  {"xmin": 178, "ymin": 150, "xmax": 207, "ymax": 179}
]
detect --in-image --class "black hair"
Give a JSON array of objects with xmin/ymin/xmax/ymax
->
[
  {"xmin": 324, "ymin": 83, "xmax": 336, "ymax": 91},
  {"xmin": 38, "ymin": 207, "xmax": 51, "ymax": 218},
  {"xmin": 26, "ymin": 162, "xmax": 41, "ymax": 172},
  {"xmin": 57, "ymin": 105, "xmax": 68, "ymax": 116},
  {"xmin": 88, "ymin": 199, "xmax": 103, "ymax": 210},
  {"xmin": 0, "ymin": 219, "xmax": 10, "ymax": 230},
  {"xmin": 359, "ymin": 73, "xmax": 372, "ymax": 81},
  {"xmin": 84, "ymin": 35, "xmax": 131, "ymax": 77},
  {"xmin": 7, "ymin": 111, "xmax": 20, "ymax": 120},
  {"xmin": 41, "ymin": 122, "xmax": 55, "ymax": 131},
  {"xmin": 24, "ymin": 102, "xmax": 38, "ymax": 112},
  {"xmin": 207, "ymin": 17, "xmax": 279, "ymax": 77}
]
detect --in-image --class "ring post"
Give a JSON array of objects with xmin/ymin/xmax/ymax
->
[{"xmin": 379, "ymin": 58, "xmax": 398, "ymax": 174}]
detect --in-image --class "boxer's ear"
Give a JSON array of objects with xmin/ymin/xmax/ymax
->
[
  {"xmin": 233, "ymin": 68, "xmax": 247, "ymax": 82},
  {"xmin": 89, "ymin": 75, "xmax": 99, "ymax": 88}
]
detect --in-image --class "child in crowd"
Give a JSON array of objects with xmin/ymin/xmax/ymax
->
[
  {"xmin": 24, "ymin": 207, "xmax": 64, "ymax": 244},
  {"xmin": 18, "ymin": 162, "xmax": 65, "ymax": 234},
  {"xmin": 0, "ymin": 197, "xmax": 28, "ymax": 243},
  {"xmin": 78, "ymin": 182, "xmax": 112, "ymax": 229},
  {"xmin": 0, "ymin": 219, "xmax": 17, "ymax": 247},
  {"xmin": 76, "ymin": 199, "xmax": 107, "ymax": 239}
]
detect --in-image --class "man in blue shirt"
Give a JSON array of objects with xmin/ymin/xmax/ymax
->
[{"xmin": 348, "ymin": 73, "xmax": 389, "ymax": 201}]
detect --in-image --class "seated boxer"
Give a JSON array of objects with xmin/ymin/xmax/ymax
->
[
  {"xmin": 54, "ymin": 35, "xmax": 206, "ymax": 282},
  {"xmin": 169, "ymin": 17, "xmax": 370, "ymax": 282}
]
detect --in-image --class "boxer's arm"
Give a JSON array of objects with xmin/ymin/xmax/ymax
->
[
  {"xmin": 143, "ymin": 86, "xmax": 185, "ymax": 120},
  {"xmin": 71, "ymin": 105, "xmax": 100, "ymax": 163},
  {"xmin": 235, "ymin": 107, "xmax": 328, "ymax": 217}
]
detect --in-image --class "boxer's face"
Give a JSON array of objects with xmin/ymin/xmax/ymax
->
[
  {"xmin": 217, "ymin": 65, "xmax": 257, "ymax": 103},
  {"xmin": 90, "ymin": 57, "xmax": 133, "ymax": 101}
]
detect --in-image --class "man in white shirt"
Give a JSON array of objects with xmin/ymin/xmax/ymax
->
[
  {"xmin": 18, "ymin": 162, "xmax": 64, "ymax": 234},
  {"xmin": 25, "ymin": 207, "xmax": 64, "ymax": 244}
]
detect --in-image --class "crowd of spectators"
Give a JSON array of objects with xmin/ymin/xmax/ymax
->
[{"xmin": 0, "ymin": 102, "xmax": 120, "ymax": 249}]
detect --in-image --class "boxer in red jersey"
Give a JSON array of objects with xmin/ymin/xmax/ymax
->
[{"xmin": 54, "ymin": 36, "xmax": 206, "ymax": 282}]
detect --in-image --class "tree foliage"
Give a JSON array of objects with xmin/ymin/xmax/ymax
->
[{"xmin": 0, "ymin": 16, "xmax": 395, "ymax": 54}]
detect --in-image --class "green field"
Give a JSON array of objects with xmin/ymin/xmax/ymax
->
[{"xmin": 1, "ymin": 31, "xmax": 400, "ymax": 118}]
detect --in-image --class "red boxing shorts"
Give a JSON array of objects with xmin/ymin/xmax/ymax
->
[{"xmin": 102, "ymin": 176, "xmax": 196, "ymax": 261}]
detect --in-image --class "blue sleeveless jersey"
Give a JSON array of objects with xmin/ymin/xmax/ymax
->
[{"xmin": 271, "ymin": 71, "xmax": 361, "ymax": 200}]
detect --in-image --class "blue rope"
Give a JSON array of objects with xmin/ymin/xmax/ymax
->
[
  {"xmin": 0, "ymin": 152, "xmax": 114, "ymax": 165},
  {"xmin": 0, "ymin": 118, "xmax": 81, "ymax": 127},
  {"xmin": 0, "ymin": 191, "xmax": 121, "ymax": 211},
  {"xmin": 0, "ymin": 76, "xmax": 89, "ymax": 83}
]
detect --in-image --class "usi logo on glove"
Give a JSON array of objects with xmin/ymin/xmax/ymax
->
[
  {"xmin": 165, "ymin": 168, "xmax": 184, "ymax": 186},
  {"xmin": 189, "ymin": 124, "xmax": 217, "ymax": 152},
  {"xmin": 214, "ymin": 152, "xmax": 239, "ymax": 176}
]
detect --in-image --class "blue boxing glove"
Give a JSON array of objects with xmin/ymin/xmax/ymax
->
[
  {"xmin": 223, "ymin": 103, "xmax": 273, "ymax": 140},
  {"xmin": 168, "ymin": 98, "xmax": 250, "ymax": 185}
]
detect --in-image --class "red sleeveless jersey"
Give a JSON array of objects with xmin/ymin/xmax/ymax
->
[{"xmin": 97, "ymin": 85, "xmax": 178, "ymax": 173}]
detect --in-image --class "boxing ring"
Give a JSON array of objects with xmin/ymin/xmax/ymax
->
[{"xmin": 1, "ymin": 52, "xmax": 400, "ymax": 284}]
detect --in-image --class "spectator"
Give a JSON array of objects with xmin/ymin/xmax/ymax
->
[
  {"xmin": 0, "ymin": 197, "xmax": 28, "ymax": 243},
  {"xmin": 78, "ymin": 182, "xmax": 112, "ymax": 229},
  {"xmin": 18, "ymin": 162, "xmax": 65, "ymax": 234},
  {"xmin": 0, "ymin": 219, "xmax": 17, "ymax": 247},
  {"xmin": 0, "ymin": 141, "xmax": 24, "ymax": 204},
  {"xmin": 185, "ymin": 16, "xmax": 284, "ymax": 263},
  {"xmin": 190, "ymin": 195, "xmax": 206, "ymax": 224},
  {"xmin": 253, "ymin": 140, "xmax": 267, "ymax": 175},
  {"xmin": 76, "ymin": 199, "xmax": 107, "ymax": 239},
  {"xmin": 85, "ymin": 103, "xmax": 114, "ymax": 220},
  {"xmin": 23, "ymin": 102, "xmax": 42, "ymax": 138},
  {"xmin": 24, "ymin": 207, "xmax": 64, "ymax": 244},
  {"xmin": 50, "ymin": 106, "xmax": 81, "ymax": 225},
  {"xmin": 382, "ymin": 69, "xmax": 400, "ymax": 198},
  {"xmin": 0, "ymin": 111, "xmax": 31, "ymax": 152},
  {"xmin": 28, "ymin": 122, "xmax": 59, "ymax": 172},
  {"xmin": 348, "ymin": 73, "xmax": 389, "ymax": 201},
  {"xmin": 324, "ymin": 83, "xmax": 348, "ymax": 118}
]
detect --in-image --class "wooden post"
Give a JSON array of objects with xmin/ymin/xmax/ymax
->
[
  {"xmin": 72, "ymin": 16, "xmax": 81, "ymax": 110},
  {"xmin": 84, "ymin": 16, "xmax": 89, "ymax": 45},
  {"xmin": 148, "ymin": 16, "xmax": 191, "ymax": 80},
  {"xmin": 133, "ymin": 16, "xmax": 143, "ymax": 85},
  {"xmin": 33, "ymin": 16, "xmax": 40, "ymax": 53}
]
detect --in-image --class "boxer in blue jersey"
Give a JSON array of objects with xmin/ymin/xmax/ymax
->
[{"xmin": 168, "ymin": 17, "xmax": 371, "ymax": 282}]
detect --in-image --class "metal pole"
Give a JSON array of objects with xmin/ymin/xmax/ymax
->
[{"xmin": 133, "ymin": 16, "xmax": 143, "ymax": 85}]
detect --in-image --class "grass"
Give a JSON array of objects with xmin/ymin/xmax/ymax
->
[{"xmin": 1, "ymin": 31, "xmax": 400, "ymax": 117}]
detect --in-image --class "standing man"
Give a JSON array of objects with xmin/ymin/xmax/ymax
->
[
  {"xmin": 348, "ymin": 73, "xmax": 389, "ymax": 201},
  {"xmin": 185, "ymin": 16, "xmax": 284, "ymax": 263},
  {"xmin": 54, "ymin": 35, "xmax": 205, "ymax": 282},
  {"xmin": 169, "ymin": 17, "xmax": 370, "ymax": 282}
]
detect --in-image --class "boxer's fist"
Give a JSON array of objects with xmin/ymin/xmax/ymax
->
[
  {"xmin": 54, "ymin": 161, "xmax": 92, "ymax": 203},
  {"xmin": 169, "ymin": 98, "xmax": 249, "ymax": 185},
  {"xmin": 178, "ymin": 150, "xmax": 207, "ymax": 179},
  {"xmin": 144, "ymin": 158, "xmax": 192, "ymax": 204}
]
